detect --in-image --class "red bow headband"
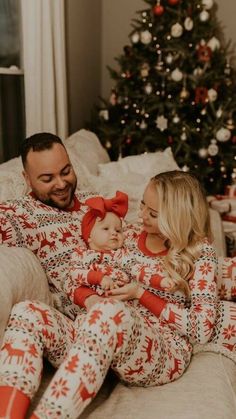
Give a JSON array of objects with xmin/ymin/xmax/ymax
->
[{"xmin": 81, "ymin": 191, "xmax": 128, "ymax": 244}]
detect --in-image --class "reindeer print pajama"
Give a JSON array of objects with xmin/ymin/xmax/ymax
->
[{"xmin": 0, "ymin": 238, "xmax": 219, "ymax": 417}]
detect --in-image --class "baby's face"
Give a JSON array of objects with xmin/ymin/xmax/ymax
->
[{"xmin": 88, "ymin": 212, "xmax": 124, "ymax": 251}]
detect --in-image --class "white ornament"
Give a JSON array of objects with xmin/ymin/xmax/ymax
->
[
  {"xmin": 144, "ymin": 82, "xmax": 153, "ymax": 94},
  {"xmin": 208, "ymin": 139, "xmax": 219, "ymax": 156},
  {"xmin": 171, "ymin": 23, "xmax": 183, "ymax": 38},
  {"xmin": 131, "ymin": 32, "xmax": 140, "ymax": 43},
  {"xmin": 165, "ymin": 53, "xmax": 173, "ymax": 65},
  {"xmin": 208, "ymin": 88, "xmax": 218, "ymax": 102},
  {"xmin": 173, "ymin": 115, "xmax": 180, "ymax": 123},
  {"xmin": 140, "ymin": 120, "xmax": 148, "ymax": 130},
  {"xmin": 193, "ymin": 67, "xmax": 203, "ymax": 77},
  {"xmin": 180, "ymin": 131, "xmax": 187, "ymax": 141},
  {"xmin": 199, "ymin": 10, "xmax": 209, "ymax": 22},
  {"xmin": 202, "ymin": 0, "xmax": 214, "ymax": 10},
  {"xmin": 207, "ymin": 36, "xmax": 220, "ymax": 51},
  {"xmin": 140, "ymin": 30, "xmax": 152, "ymax": 45},
  {"xmin": 184, "ymin": 17, "xmax": 194, "ymax": 31},
  {"xmin": 156, "ymin": 115, "xmax": 168, "ymax": 131},
  {"xmin": 216, "ymin": 128, "xmax": 231, "ymax": 142},
  {"xmin": 216, "ymin": 108, "xmax": 223, "ymax": 118},
  {"xmin": 171, "ymin": 68, "xmax": 183, "ymax": 82},
  {"xmin": 198, "ymin": 148, "xmax": 208, "ymax": 158},
  {"xmin": 99, "ymin": 110, "xmax": 109, "ymax": 121},
  {"xmin": 182, "ymin": 165, "xmax": 189, "ymax": 172}
]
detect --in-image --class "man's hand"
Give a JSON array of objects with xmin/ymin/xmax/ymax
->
[{"xmin": 106, "ymin": 282, "xmax": 144, "ymax": 301}]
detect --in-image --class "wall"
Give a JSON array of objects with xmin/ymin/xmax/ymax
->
[
  {"xmin": 101, "ymin": 0, "xmax": 236, "ymax": 98},
  {"xmin": 65, "ymin": 0, "xmax": 102, "ymax": 134}
]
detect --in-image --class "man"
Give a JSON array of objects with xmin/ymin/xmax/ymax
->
[{"xmin": 0, "ymin": 133, "xmax": 99, "ymax": 318}]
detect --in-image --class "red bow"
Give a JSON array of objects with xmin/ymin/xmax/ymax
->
[{"xmin": 81, "ymin": 191, "xmax": 128, "ymax": 243}]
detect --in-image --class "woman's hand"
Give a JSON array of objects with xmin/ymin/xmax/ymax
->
[{"xmin": 106, "ymin": 282, "xmax": 144, "ymax": 301}]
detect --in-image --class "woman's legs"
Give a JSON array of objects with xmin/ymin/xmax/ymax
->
[
  {"xmin": 0, "ymin": 300, "xmax": 75, "ymax": 418},
  {"xmin": 33, "ymin": 299, "xmax": 191, "ymax": 419}
]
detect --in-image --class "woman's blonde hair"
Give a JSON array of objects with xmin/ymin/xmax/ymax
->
[{"xmin": 151, "ymin": 170, "xmax": 212, "ymax": 297}]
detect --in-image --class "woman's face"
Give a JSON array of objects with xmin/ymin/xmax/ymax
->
[{"xmin": 139, "ymin": 181, "xmax": 160, "ymax": 234}]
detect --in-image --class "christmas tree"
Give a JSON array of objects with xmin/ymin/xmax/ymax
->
[{"xmin": 89, "ymin": 0, "xmax": 236, "ymax": 195}]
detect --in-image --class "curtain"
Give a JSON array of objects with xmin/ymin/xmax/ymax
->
[{"xmin": 20, "ymin": 0, "xmax": 68, "ymax": 139}]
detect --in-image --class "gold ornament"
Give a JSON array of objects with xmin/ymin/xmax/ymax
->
[
  {"xmin": 180, "ymin": 87, "xmax": 189, "ymax": 100},
  {"xmin": 226, "ymin": 118, "xmax": 235, "ymax": 130}
]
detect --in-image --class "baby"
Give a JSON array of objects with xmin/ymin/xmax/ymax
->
[{"xmin": 66, "ymin": 191, "xmax": 174, "ymax": 303}]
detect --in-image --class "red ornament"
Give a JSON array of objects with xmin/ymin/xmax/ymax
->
[
  {"xmin": 195, "ymin": 87, "xmax": 208, "ymax": 104},
  {"xmin": 197, "ymin": 45, "xmax": 212, "ymax": 62},
  {"xmin": 167, "ymin": 0, "xmax": 180, "ymax": 5},
  {"xmin": 153, "ymin": 4, "xmax": 165, "ymax": 16}
]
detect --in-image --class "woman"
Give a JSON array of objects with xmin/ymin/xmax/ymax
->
[{"xmin": 0, "ymin": 171, "xmax": 218, "ymax": 418}]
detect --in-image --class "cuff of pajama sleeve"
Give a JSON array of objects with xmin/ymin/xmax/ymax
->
[
  {"xmin": 74, "ymin": 286, "xmax": 97, "ymax": 308},
  {"xmin": 150, "ymin": 274, "xmax": 164, "ymax": 289},
  {"xmin": 139, "ymin": 290, "xmax": 167, "ymax": 317},
  {"xmin": 87, "ymin": 270, "xmax": 104, "ymax": 285}
]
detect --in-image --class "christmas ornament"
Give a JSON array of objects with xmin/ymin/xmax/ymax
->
[
  {"xmin": 195, "ymin": 87, "xmax": 208, "ymax": 104},
  {"xmin": 140, "ymin": 30, "xmax": 152, "ymax": 44},
  {"xmin": 140, "ymin": 62, "xmax": 150, "ymax": 78},
  {"xmin": 180, "ymin": 130, "xmax": 187, "ymax": 141},
  {"xmin": 171, "ymin": 68, "xmax": 183, "ymax": 82},
  {"xmin": 153, "ymin": 3, "xmax": 165, "ymax": 16},
  {"xmin": 165, "ymin": 53, "xmax": 173, "ymax": 64},
  {"xmin": 226, "ymin": 118, "xmax": 235, "ymax": 130},
  {"xmin": 199, "ymin": 10, "xmax": 210, "ymax": 22},
  {"xmin": 224, "ymin": 62, "xmax": 231, "ymax": 76},
  {"xmin": 197, "ymin": 44, "xmax": 212, "ymax": 62},
  {"xmin": 193, "ymin": 67, "xmax": 203, "ymax": 77},
  {"xmin": 99, "ymin": 110, "xmax": 109, "ymax": 121},
  {"xmin": 171, "ymin": 23, "xmax": 183, "ymax": 38},
  {"xmin": 131, "ymin": 32, "xmax": 140, "ymax": 43},
  {"xmin": 208, "ymin": 145, "xmax": 218, "ymax": 160},
  {"xmin": 208, "ymin": 88, "xmax": 218, "ymax": 102},
  {"xmin": 167, "ymin": 0, "xmax": 180, "ymax": 5},
  {"xmin": 144, "ymin": 82, "xmax": 153, "ymax": 94},
  {"xmin": 184, "ymin": 17, "xmax": 194, "ymax": 31},
  {"xmin": 180, "ymin": 87, "xmax": 190, "ymax": 100},
  {"xmin": 182, "ymin": 165, "xmax": 189, "ymax": 172},
  {"xmin": 198, "ymin": 148, "xmax": 208, "ymax": 158},
  {"xmin": 140, "ymin": 120, "xmax": 148, "ymax": 130},
  {"xmin": 216, "ymin": 127, "xmax": 231, "ymax": 142},
  {"xmin": 156, "ymin": 115, "xmax": 168, "ymax": 131},
  {"xmin": 173, "ymin": 114, "xmax": 180, "ymax": 123},
  {"xmin": 202, "ymin": 0, "xmax": 214, "ymax": 10},
  {"xmin": 216, "ymin": 107, "xmax": 223, "ymax": 118},
  {"xmin": 105, "ymin": 140, "xmax": 112, "ymax": 149},
  {"xmin": 207, "ymin": 36, "xmax": 220, "ymax": 51}
]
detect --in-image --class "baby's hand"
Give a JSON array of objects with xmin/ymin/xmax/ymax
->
[
  {"xmin": 101, "ymin": 276, "xmax": 116, "ymax": 290},
  {"xmin": 160, "ymin": 277, "xmax": 175, "ymax": 290}
]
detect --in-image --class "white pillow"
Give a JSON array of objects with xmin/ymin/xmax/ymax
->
[
  {"xmin": 98, "ymin": 147, "xmax": 179, "ymax": 179},
  {"xmin": 85, "ymin": 148, "xmax": 180, "ymax": 223}
]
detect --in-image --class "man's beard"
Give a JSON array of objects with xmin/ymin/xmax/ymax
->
[{"xmin": 38, "ymin": 180, "xmax": 77, "ymax": 210}]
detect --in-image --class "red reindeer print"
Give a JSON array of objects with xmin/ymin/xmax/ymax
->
[
  {"xmin": 203, "ymin": 317, "xmax": 214, "ymax": 336},
  {"xmin": 0, "ymin": 225, "xmax": 12, "ymax": 241},
  {"xmin": 2, "ymin": 342, "xmax": 26, "ymax": 365},
  {"xmin": 141, "ymin": 336, "xmax": 153, "ymax": 363},
  {"xmin": 18, "ymin": 214, "xmax": 35, "ymax": 229},
  {"xmin": 167, "ymin": 309, "xmax": 182, "ymax": 326},
  {"xmin": 110, "ymin": 310, "xmax": 125, "ymax": 325},
  {"xmin": 65, "ymin": 354, "xmax": 80, "ymax": 373},
  {"xmin": 224, "ymin": 259, "xmax": 236, "ymax": 281},
  {"xmin": 73, "ymin": 381, "xmax": 96, "ymax": 406},
  {"xmin": 124, "ymin": 365, "xmax": 144, "ymax": 376},
  {"xmin": 37, "ymin": 232, "xmax": 56, "ymax": 251},
  {"xmin": 28, "ymin": 343, "xmax": 38, "ymax": 358},
  {"xmin": 28, "ymin": 303, "xmax": 53, "ymax": 326},
  {"xmin": 88, "ymin": 309, "xmax": 103, "ymax": 325},
  {"xmin": 223, "ymin": 342, "xmax": 236, "ymax": 351},
  {"xmin": 58, "ymin": 227, "xmax": 73, "ymax": 245},
  {"xmin": 0, "ymin": 203, "xmax": 17, "ymax": 212},
  {"xmin": 116, "ymin": 331, "xmax": 125, "ymax": 349},
  {"xmin": 168, "ymin": 358, "xmax": 182, "ymax": 381}
]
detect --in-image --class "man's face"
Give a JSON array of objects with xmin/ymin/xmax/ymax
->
[{"xmin": 23, "ymin": 143, "xmax": 77, "ymax": 209}]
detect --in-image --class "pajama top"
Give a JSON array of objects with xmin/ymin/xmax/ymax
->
[{"xmin": 0, "ymin": 192, "xmax": 95, "ymax": 319}]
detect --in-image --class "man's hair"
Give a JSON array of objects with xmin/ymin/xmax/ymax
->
[{"xmin": 21, "ymin": 132, "xmax": 65, "ymax": 168}]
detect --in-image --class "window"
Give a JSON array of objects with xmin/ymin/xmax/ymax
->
[{"xmin": 0, "ymin": 0, "xmax": 25, "ymax": 163}]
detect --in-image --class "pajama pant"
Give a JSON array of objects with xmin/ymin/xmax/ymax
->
[{"xmin": 0, "ymin": 299, "xmax": 191, "ymax": 418}]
